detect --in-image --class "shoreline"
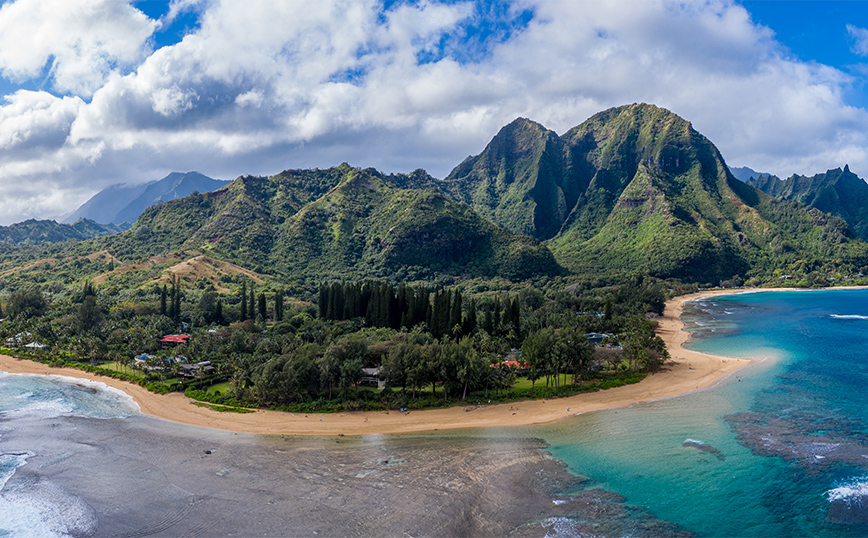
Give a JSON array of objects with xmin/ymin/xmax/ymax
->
[{"xmin": 0, "ymin": 289, "xmax": 768, "ymax": 436}]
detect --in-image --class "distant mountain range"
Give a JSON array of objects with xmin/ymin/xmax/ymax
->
[
  {"xmin": 4, "ymin": 104, "xmax": 868, "ymax": 287},
  {"xmin": 63, "ymin": 171, "xmax": 229, "ymax": 225},
  {"xmin": 729, "ymin": 166, "xmax": 772, "ymax": 182},
  {"xmin": 0, "ymin": 218, "xmax": 125, "ymax": 246},
  {"xmin": 745, "ymin": 165, "xmax": 868, "ymax": 241}
]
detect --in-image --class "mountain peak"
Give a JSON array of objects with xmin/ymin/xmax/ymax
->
[{"xmin": 64, "ymin": 172, "xmax": 230, "ymax": 225}]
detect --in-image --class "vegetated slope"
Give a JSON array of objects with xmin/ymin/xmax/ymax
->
[
  {"xmin": 746, "ymin": 166, "xmax": 868, "ymax": 241},
  {"xmin": 0, "ymin": 218, "xmax": 126, "ymax": 246},
  {"xmin": 64, "ymin": 171, "xmax": 229, "ymax": 225},
  {"xmin": 96, "ymin": 164, "xmax": 558, "ymax": 282},
  {"xmin": 443, "ymin": 104, "xmax": 868, "ymax": 281}
]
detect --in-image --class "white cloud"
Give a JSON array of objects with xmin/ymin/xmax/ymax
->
[
  {"xmin": 848, "ymin": 24, "xmax": 868, "ymax": 56},
  {"xmin": 0, "ymin": 0, "xmax": 867, "ymax": 224},
  {"xmin": 0, "ymin": 0, "xmax": 156, "ymax": 95},
  {"xmin": 0, "ymin": 90, "xmax": 82, "ymax": 151}
]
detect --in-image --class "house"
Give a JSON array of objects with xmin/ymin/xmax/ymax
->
[
  {"xmin": 5, "ymin": 332, "xmax": 32, "ymax": 347},
  {"xmin": 586, "ymin": 332, "xmax": 614, "ymax": 344},
  {"xmin": 181, "ymin": 361, "xmax": 214, "ymax": 378},
  {"xmin": 160, "ymin": 334, "xmax": 190, "ymax": 348},
  {"xmin": 360, "ymin": 367, "xmax": 385, "ymax": 389},
  {"xmin": 133, "ymin": 353, "xmax": 155, "ymax": 367},
  {"xmin": 24, "ymin": 342, "xmax": 47, "ymax": 351}
]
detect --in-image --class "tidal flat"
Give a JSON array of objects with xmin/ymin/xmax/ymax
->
[{"xmin": 1, "ymin": 406, "xmax": 690, "ymax": 537}]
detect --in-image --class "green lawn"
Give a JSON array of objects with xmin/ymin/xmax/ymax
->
[
  {"xmin": 100, "ymin": 361, "xmax": 146, "ymax": 379},
  {"xmin": 205, "ymin": 381, "xmax": 232, "ymax": 395}
]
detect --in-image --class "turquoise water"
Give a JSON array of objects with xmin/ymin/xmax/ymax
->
[{"xmin": 542, "ymin": 289, "xmax": 868, "ymax": 537}]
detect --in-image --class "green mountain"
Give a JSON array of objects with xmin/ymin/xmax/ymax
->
[
  {"xmin": 0, "ymin": 218, "xmax": 126, "ymax": 246},
  {"xmin": 746, "ymin": 166, "xmax": 868, "ymax": 241},
  {"xmin": 2, "ymin": 104, "xmax": 865, "ymax": 290},
  {"xmin": 442, "ymin": 104, "xmax": 868, "ymax": 281},
  {"xmin": 97, "ymin": 165, "xmax": 558, "ymax": 282}
]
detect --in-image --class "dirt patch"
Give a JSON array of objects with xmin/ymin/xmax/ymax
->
[{"xmin": 153, "ymin": 254, "xmax": 264, "ymax": 291}]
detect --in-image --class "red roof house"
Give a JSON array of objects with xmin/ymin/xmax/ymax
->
[{"xmin": 160, "ymin": 334, "xmax": 190, "ymax": 348}]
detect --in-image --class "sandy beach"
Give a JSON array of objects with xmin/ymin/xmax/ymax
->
[{"xmin": 0, "ymin": 289, "xmax": 754, "ymax": 436}]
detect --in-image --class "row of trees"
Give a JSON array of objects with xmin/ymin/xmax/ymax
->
[{"xmin": 317, "ymin": 280, "xmax": 522, "ymax": 340}]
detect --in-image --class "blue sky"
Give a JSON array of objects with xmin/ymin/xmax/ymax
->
[
  {"xmin": 741, "ymin": 0, "xmax": 868, "ymax": 107},
  {"xmin": 0, "ymin": 0, "xmax": 867, "ymax": 224}
]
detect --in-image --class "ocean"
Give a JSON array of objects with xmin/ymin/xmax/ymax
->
[
  {"xmin": 541, "ymin": 289, "xmax": 868, "ymax": 537},
  {"xmin": 2, "ymin": 289, "xmax": 867, "ymax": 537}
]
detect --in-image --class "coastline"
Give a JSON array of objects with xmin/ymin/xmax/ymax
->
[{"xmin": 0, "ymin": 289, "xmax": 757, "ymax": 436}]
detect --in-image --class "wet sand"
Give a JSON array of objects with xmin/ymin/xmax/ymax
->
[
  {"xmin": 3, "ymin": 415, "xmax": 691, "ymax": 537},
  {"xmin": 0, "ymin": 289, "xmax": 755, "ymax": 436}
]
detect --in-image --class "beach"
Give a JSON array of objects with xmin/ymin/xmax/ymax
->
[{"xmin": 0, "ymin": 289, "xmax": 753, "ymax": 436}]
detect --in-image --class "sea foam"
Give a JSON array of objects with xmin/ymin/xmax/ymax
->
[
  {"xmin": 0, "ymin": 372, "xmax": 139, "ymax": 419},
  {"xmin": 829, "ymin": 314, "xmax": 868, "ymax": 320},
  {"xmin": 0, "ymin": 494, "xmax": 75, "ymax": 538},
  {"xmin": 826, "ymin": 477, "xmax": 868, "ymax": 505}
]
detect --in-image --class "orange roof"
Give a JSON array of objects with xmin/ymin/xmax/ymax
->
[
  {"xmin": 160, "ymin": 334, "xmax": 190, "ymax": 343},
  {"xmin": 490, "ymin": 359, "xmax": 527, "ymax": 369}
]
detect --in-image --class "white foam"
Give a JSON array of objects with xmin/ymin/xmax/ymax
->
[
  {"xmin": 0, "ymin": 494, "xmax": 72, "ymax": 538},
  {"xmin": 830, "ymin": 314, "xmax": 868, "ymax": 320},
  {"xmin": 826, "ymin": 477, "xmax": 868, "ymax": 504},
  {"xmin": 541, "ymin": 517, "xmax": 587, "ymax": 538},
  {"xmin": 2, "ymin": 398, "xmax": 75, "ymax": 420},
  {"xmin": 684, "ymin": 438, "xmax": 706, "ymax": 445},
  {"xmin": 0, "ymin": 371, "xmax": 140, "ymax": 417},
  {"xmin": 0, "ymin": 453, "xmax": 31, "ymax": 489}
]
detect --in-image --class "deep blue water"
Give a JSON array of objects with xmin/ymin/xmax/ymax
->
[{"xmin": 541, "ymin": 289, "xmax": 868, "ymax": 537}]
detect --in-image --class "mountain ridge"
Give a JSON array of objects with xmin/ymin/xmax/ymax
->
[
  {"xmin": 1, "ymin": 104, "xmax": 866, "ymax": 290},
  {"xmin": 63, "ymin": 171, "xmax": 230, "ymax": 225},
  {"xmin": 745, "ymin": 165, "xmax": 868, "ymax": 241}
]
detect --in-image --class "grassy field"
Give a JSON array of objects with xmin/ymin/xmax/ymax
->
[{"xmin": 100, "ymin": 361, "xmax": 146, "ymax": 379}]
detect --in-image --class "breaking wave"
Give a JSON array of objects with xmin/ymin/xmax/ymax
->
[{"xmin": 826, "ymin": 477, "xmax": 868, "ymax": 505}]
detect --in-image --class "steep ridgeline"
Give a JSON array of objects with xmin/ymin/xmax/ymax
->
[
  {"xmin": 746, "ymin": 166, "xmax": 868, "ymax": 241},
  {"xmin": 0, "ymin": 218, "xmax": 125, "ymax": 246},
  {"xmin": 442, "ymin": 104, "xmax": 867, "ymax": 281},
  {"xmin": 64, "ymin": 172, "xmax": 230, "ymax": 225},
  {"xmin": 98, "ymin": 165, "xmax": 557, "ymax": 281}
]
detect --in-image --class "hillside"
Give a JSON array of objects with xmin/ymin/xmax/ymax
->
[
  {"xmin": 63, "ymin": 171, "xmax": 229, "ymax": 225},
  {"xmin": 746, "ymin": 166, "xmax": 868, "ymax": 241},
  {"xmin": 442, "ymin": 104, "xmax": 868, "ymax": 281},
  {"xmin": 88, "ymin": 165, "xmax": 557, "ymax": 285}
]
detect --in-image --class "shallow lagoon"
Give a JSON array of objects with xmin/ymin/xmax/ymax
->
[{"xmin": 542, "ymin": 289, "xmax": 868, "ymax": 537}]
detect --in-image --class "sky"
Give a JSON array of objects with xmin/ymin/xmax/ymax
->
[{"xmin": 0, "ymin": 0, "xmax": 867, "ymax": 224}]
